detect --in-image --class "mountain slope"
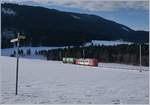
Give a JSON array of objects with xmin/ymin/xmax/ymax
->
[{"xmin": 1, "ymin": 3, "xmax": 149, "ymax": 47}]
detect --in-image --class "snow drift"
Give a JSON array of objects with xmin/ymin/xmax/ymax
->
[{"xmin": 0, "ymin": 56, "xmax": 149, "ymax": 104}]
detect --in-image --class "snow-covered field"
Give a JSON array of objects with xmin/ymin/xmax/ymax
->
[
  {"xmin": 0, "ymin": 56, "xmax": 149, "ymax": 104},
  {"xmin": 84, "ymin": 40, "xmax": 133, "ymax": 46},
  {"xmin": 1, "ymin": 47, "xmax": 65, "ymax": 56}
]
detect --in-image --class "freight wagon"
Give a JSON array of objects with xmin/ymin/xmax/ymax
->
[{"xmin": 62, "ymin": 57, "xmax": 76, "ymax": 64}]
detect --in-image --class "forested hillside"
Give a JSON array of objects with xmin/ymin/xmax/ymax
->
[{"xmin": 2, "ymin": 3, "xmax": 149, "ymax": 48}]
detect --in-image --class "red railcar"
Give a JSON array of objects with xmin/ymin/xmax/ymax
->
[{"xmin": 75, "ymin": 58, "xmax": 98, "ymax": 67}]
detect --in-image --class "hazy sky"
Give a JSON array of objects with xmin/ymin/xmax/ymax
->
[{"xmin": 2, "ymin": 0, "xmax": 149, "ymax": 31}]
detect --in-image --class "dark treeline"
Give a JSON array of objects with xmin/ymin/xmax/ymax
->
[{"xmin": 40, "ymin": 44, "xmax": 149, "ymax": 66}]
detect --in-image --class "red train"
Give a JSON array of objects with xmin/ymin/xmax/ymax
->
[
  {"xmin": 62, "ymin": 57, "xmax": 98, "ymax": 67},
  {"xmin": 75, "ymin": 58, "xmax": 98, "ymax": 67}
]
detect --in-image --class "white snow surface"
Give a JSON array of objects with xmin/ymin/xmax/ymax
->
[
  {"xmin": 84, "ymin": 40, "xmax": 133, "ymax": 46},
  {"xmin": 122, "ymin": 27, "xmax": 130, "ymax": 32},
  {"xmin": 71, "ymin": 15, "xmax": 81, "ymax": 19},
  {"xmin": 0, "ymin": 56, "xmax": 149, "ymax": 104},
  {"xmin": 2, "ymin": 8, "xmax": 16, "ymax": 15},
  {"xmin": 1, "ymin": 47, "xmax": 65, "ymax": 57}
]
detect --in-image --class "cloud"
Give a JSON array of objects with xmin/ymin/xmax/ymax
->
[
  {"xmin": 2, "ymin": 0, "xmax": 149, "ymax": 12},
  {"xmin": 45, "ymin": 0, "xmax": 149, "ymax": 11}
]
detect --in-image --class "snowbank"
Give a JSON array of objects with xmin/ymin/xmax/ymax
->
[{"xmin": 1, "ymin": 56, "xmax": 149, "ymax": 104}]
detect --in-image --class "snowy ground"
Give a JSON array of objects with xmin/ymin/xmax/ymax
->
[
  {"xmin": 84, "ymin": 40, "xmax": 133, "ymax": 46},
  {"xmin": 0, "ymin": 56, "xmax": 149, "ymax": 104},
  {"xmin": 1, "ymin": 47, "xmax": 65, "ymax": 56}
]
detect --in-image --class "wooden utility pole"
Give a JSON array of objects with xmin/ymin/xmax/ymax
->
[
  {"xmin": 139, "ymin": 44, "xmax": 142, "ymax": 72},
  {"xmin": 83, "ymin": 48, "xmax": 85, "ymax": 59},
  {"xmin": 59, "ymin": 50, "xmax": 62, "ymax": 61}
]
